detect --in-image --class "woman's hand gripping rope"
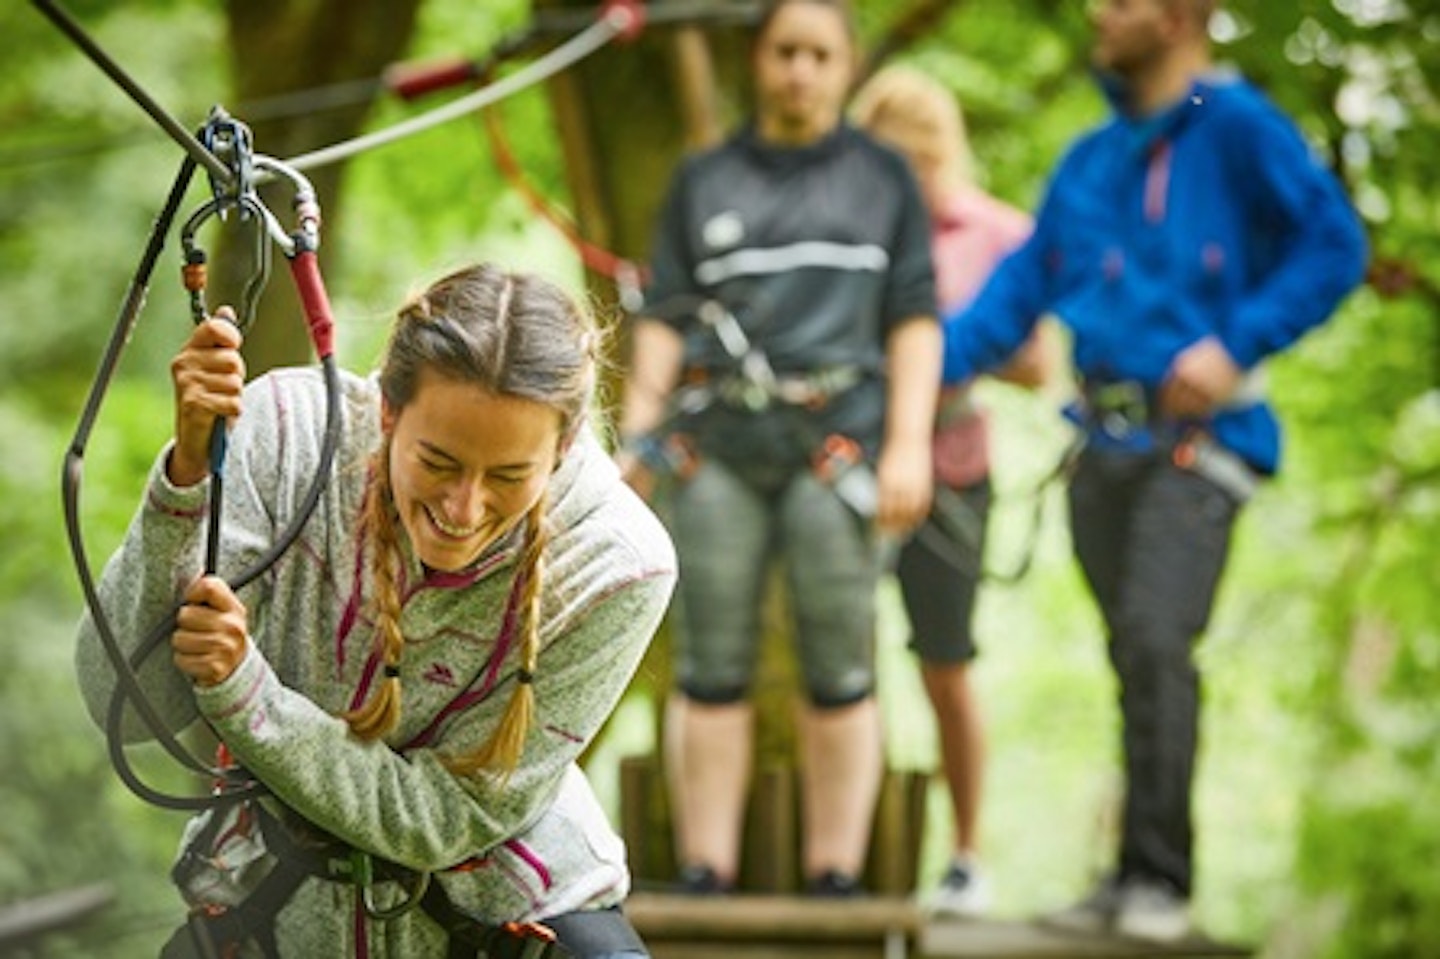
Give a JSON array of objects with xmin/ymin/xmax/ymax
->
[
  {"xmin": 168, "ymin": 309, "xmax": 245, "ymax": 488},
  {"xmin": 169, "ymin": 307, "xmax": 251, "ymax": 689},
  {"xmin": 173, "ymin": 575, "xmax": 249, "ymax": 688}
]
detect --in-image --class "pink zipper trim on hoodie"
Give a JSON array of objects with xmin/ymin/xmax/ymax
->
[{"xmin": 1145, "ymin": 139, "xmax": 1173, "ymax": 224}]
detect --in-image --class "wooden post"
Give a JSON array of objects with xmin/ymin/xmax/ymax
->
[
  {"xmin": 620, "ymin": 753, "xmax": 671, "ymax": 884},
  {"xmin": 742, "ymin": 762, "xmax": 800, "ymax": 893}
]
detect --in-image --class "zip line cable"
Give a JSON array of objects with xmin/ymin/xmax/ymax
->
[
  {"xmin": 6, "ymin": 0, "xmax": 760, "ymax": 173},
  {"xmin": 283, "ymin": 3, "xmax": 639, "ymax": 173},
  {"xmin": 30, "ymin": 0, "xmax": 232, "ymax": 184},
  {"xmin": 38, "ymin": 0, "xmax": 345, "ymax": 810}
]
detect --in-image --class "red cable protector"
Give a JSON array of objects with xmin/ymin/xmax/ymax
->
[
  {"xmin": 601, "ymin": 0, "xmax": 646, "ymax": 42},
  {"xmin": 289, "ymin": 250, "xmax": 336, "ymax": 359},
  {"xmin": 384, "ymin": 57, "xmax": 479, "ymax": 102}
]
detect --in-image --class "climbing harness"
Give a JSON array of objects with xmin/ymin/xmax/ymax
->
[
  {"xmin": 626, "ymin": 292, "xmax": 886, "ymax": 535},
  {"xmin": 164, "ymin": 780, "xmax": 581, "ymax": 959},
  {"xmin": 38, "ymin": 0, "xmax": 339, "ymax": 816},
  {"xmin": 1080, "ymin": 377, "xmax": 1261, "ymax": 502},
  {"xmin": 58, "ymin": 128, "xmax": 343, "ymax": 813}
]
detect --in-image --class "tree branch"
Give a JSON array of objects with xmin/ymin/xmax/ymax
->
[{"xmin": 859, "ymin": 0, "xmax": 965, "ymax": 83}]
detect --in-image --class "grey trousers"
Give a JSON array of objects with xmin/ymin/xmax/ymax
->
[{"xmin": 1068, "ymin": 447, "xmax": 1241, "ymax": 896}]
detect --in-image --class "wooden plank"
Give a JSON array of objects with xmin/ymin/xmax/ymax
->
[
  {"xmin": 627, "ymin": 893, "xmax": 920, "ymax": 942},
  {"xmin": 743, "ymin": 764, "xmax": 799, "ymax": 893},
  {"xmin": 920, "ymin": 917, "xmax": 1253, "ymax": 958},
  {"xmin": 627, "ymin": 893, "xmax": 1253, "ymax": 959},
  {"xmin": 0, "ymin": 883, "xmax": 114, "ymax": 948},
  {"xmin": 866, "ymin": 769, "xmax": 930, "ymax": 895}
]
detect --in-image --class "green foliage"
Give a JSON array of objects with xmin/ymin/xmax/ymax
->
[
  {"xmin": 3, "ymin": 1, "xmax": 1439, "ymax": 956},
  {"xmin": 1298, "ymin": 794, "xmax": 1440, "ymax": 957},
  {"xmin": 0, "ymin": 2, "xmax": 223, "ymax": 392},
  {"xmin": 0, "ymin": 377, "xmax": 185, "ymax": 956}
]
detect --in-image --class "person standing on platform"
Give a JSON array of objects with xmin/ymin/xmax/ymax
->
[
  {"xmin": 853, "ymin": 63, "xmax": 1053, "ymax": 919},
  {"xmin": 617, "ymin": 0, "xmax": 941, "ymax": 898},
  {"xmin": 941, "ymin": 0, "xmax": 1367, "ymax": 942}
]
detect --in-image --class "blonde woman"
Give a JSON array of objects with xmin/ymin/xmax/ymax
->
[
  {"xmin": 76, "ymin": 263, "xmax": 676, "ymax": 957},
  {"xmin": 853, "ymin": 64, "xmax": 1050, "ymax": 918}
]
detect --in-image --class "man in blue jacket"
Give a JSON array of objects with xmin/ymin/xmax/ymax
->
[{"xmin": 942, "ymin": 0, "xmax": 1367, "ymax": 943}]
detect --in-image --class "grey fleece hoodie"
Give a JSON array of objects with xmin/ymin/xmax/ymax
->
[{"xmin": 75, "ymin": 366, "xmax": 676, "ymax": 956}]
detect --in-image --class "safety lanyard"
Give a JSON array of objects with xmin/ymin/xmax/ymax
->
[{"xmin": 45, "ymin": 0, "xmax": 342, "ymax": 810}]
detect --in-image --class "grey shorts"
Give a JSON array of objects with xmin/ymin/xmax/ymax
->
[{"xmin": 665, "ymin": 457, "xmax": 885, "ymax": 707}]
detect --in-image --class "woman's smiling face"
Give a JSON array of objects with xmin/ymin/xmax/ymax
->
[{"xmin": 382, "ymin": 369, "xmax": 563, "ymax": 572}]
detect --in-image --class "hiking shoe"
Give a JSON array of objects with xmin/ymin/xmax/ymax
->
[
  {"xmin": 1114, "ymin": 877, "xmax": 1190, "ymax": 943},
  {"xmin": 675, "ymin": 863, "xmax": 733, "ymax": 895},
  {"xmin": 1039, "ymin": 875, "xmax": 1124, "ymax": 935},
  {"xmin": 805, "ymin": 869, "xmax": 865, "ymax": 898},
  {"xmin": 924, "ymin": 857, "xmax": 992, "ymax": 918}
]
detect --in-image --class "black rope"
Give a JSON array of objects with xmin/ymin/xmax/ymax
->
[
  {"xmin": 62, "ymin": 155, "xmax": 216, "ymax": 781},
  {"xmin": 46, "ymin": 60, "xmax": 347, "ymax": 810},
  {"xmin": 30, "ymin": 0, "xmax": 232, "ymax": 184}
]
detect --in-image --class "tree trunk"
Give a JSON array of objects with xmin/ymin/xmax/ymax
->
[{"xmin": 217, "ymin": 0, "xmax": 424, "ymax": 374}]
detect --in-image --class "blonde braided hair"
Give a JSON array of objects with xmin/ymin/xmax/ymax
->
[
  {"xmin": 446, "ymin": 490, "xmax": 551, "ymax": 777},
  {"xmin": 339, "ymin": 443, "xmax": 407, "ymax": 739}
]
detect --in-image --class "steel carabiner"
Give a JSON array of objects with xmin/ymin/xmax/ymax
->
[
  {"xmin": 176, "ymin": 107, "xmax": 282, "ymax": 332},
  {"xmin": 178, "ymin": 194, "xmax": 274, "ymax": 332}
]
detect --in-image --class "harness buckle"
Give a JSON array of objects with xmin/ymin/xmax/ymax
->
[{"xmin": 1084, "ymin": 380, "xmax": 1150, "ymax": 439}]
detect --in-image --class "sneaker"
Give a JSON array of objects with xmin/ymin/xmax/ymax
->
[
  {"xmin": 925, "ymin": 857, "xmax": 992, "ymax": 918},
  {"xmin": 1039, "ymin": 874, "xmax": 1124, "ymax": 935},
  {"xmin": 805, "ymin": 869, "xmax": 865, "ymax": 898},
  {"xmin": 675, "ymin": 863, "xmax": 733, "ymax": 895},
  {"xmin": 1114, "ymin": 877, "xmax": 1190, "ymax": 943}
]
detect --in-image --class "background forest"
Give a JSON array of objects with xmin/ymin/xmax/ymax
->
[{"xmin": 1, "ymin": 1, "xmax": 1437, "ymax": 957}]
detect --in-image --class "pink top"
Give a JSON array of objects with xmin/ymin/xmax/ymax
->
[{"xmin": 929, "ymin": 185, "xmax": 1034, "ymax": 487}]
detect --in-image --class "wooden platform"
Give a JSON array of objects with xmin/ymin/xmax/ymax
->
[
  {"xmin": 627, "ymin": 893, "xmax": 917, "ymax": 959},
  {"xmin": 626, "ymin": 893, "xmax": 1253, "ymax": 959},
  {"xmin": 921, "ymin": 915, "xmax": 1252, "ymax": 958},
  {"xmin": 620, "ymin": 755, "xmax": 931, "ymax": 896}
]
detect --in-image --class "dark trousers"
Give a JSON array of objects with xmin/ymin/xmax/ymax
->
[{"xmin": 1068, "ymin": 447, "xmax": 1240, "ymax": 897}]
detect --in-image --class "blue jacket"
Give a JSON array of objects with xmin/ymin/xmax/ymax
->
[{"xmin": 942, "ymin": 74, "xmax": 1368, "ymax": 473}]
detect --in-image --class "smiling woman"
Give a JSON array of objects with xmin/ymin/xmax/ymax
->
[
  {"xmin": 385, "ymin": 377, "xmax": 561, "ymax": 563},
  {"xmin": 74, "ymin": 262, "xmax": 677, "ymax": 958}
]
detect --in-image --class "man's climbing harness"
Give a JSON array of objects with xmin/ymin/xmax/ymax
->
[{"xmin": 1081, "ymin": 377, "xmax": 1261, "ymax": 503}]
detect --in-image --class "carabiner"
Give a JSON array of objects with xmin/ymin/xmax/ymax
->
[
  {"xmin": 179, "ymin": 194, "xmax": 273, "ymax": 331},
  {"xmin": 177, "ymin": 107, "xmax": 284, "ymax": 332},
  {"xmin": 198, "ymin": 107, "xmax": 255, "ymax": 216}
]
